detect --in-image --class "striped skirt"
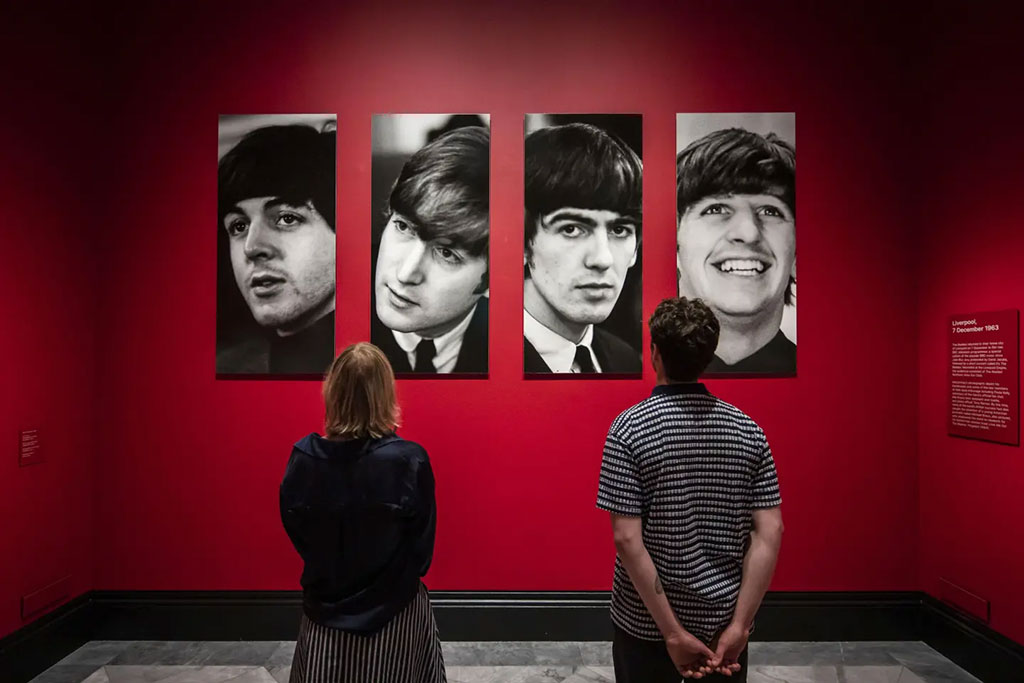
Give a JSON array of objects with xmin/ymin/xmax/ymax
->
[{"xmin": 289, "ymin": 582, "xmax": 446, "ymax": 683}]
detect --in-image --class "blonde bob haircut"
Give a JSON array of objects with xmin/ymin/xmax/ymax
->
[{"xmin": 323, "ymin": 343, "xmax": 400, "ymax": 440}]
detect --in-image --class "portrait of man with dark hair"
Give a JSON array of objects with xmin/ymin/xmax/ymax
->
[
  {"xmin": 371, "ymin": 114, "xmax": 490, "ymax": 376},
  {"xmin": 523, "ymin": 114, "xmax": 643, "ymax": 376},
  {"xmin": 676, "ymin": 114, "xmax": 796, "ymax": 376},
  {"xmin": 216, "ymin": 115, "xmax": 337, "ymax": 376}
]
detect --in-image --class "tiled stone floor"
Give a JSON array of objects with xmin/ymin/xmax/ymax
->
[{"xmin": 29, "ymin": 640, "xmax": 983, "ymax": 682}]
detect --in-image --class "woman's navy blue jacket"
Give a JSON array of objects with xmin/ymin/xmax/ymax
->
[{"xmin": 279, "ymin": 432, "xmax": 436, "ymax": 634}]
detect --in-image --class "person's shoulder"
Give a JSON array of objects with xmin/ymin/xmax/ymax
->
[
  {"xmin": 216, "ymin": 335, "xmax": 269, "ymax": 374},
  {"xmin": 706, "ymin": 396, "xmax": 768, "ymax": 441},
  {"xmin": 292, "ymin": 432, "xmax": 320, "ymax": 454},
  {"xmin": 523, "ymin": 337, "xmax": 551, "ymax": 373},
  {"xmin": 453, "ymin": 298, "xmax": 489, "ymax": 372},
  {"xmin": 289, "ymin": 432, "xmax": 342, "ymax": 462},
  {"xmin": 467, "ymin": 296, "xmax": 488, "ymax": 334},
  {"xmin": 369, "ymin": 316, "xmax": 398, "ymax": 351},
  {"xmin": 593, "ymin": 326, "xmax": 631, "ymax": 349},
  {"xmin": 608, "ymin": 398, "xmax": 650, "ymax": 436},
  {"xmin": 283, "ymin": 434, "xmax": 322, "ymax": 484},
  {"xmin": 373, "ymin": 434, "xmax": 430, "ymax": 464},
  {"xmin": 592, "ymin": 327, "xmax": 641, "ymax": 372},
  {"xmin": 474, "ymin": 296, "xmax": 489, "ymax": 318},
  {"xmin": 369, "ymin": 322, "xmax": 415, "ymax": 373},
  {"xmin": 616, "ymin": 391, "xmax": 678, "ymax": 428},
  {"xmin": 376, "ymin": 436, "xmax": 432, "ymax": 484}
]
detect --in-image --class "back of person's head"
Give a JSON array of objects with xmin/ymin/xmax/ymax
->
[
  {"xmin": 648, "ymin": 297, "xmax": 721, "ymax": 382},
  {"xmin": 323, "ymin": 343, "xmax": 400, "ymax": 439},
  {"xmin": 387, "ymin": 126, "xmax": 490, "ymax": 258},
  {"xmin": 524, "ymin": 123, "xmax": 643, "ymax": 247},
  {"xmin": 676, "ymin": 127, "xmax": 795, "ymax": 218},
  {"xmin": 218, "ymin": 124, "xmax": 336, "ymax": 230}
]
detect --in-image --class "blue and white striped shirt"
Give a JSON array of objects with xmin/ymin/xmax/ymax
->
[{"xmin": 596, "ymin": 383, "xmax": 782, "ymax": 642}]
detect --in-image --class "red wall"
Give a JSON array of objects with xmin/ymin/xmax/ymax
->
[
  {"xmin": 917, "ymin": 6, "xmax": 1024, "ymax": 645},
  {"xmin": 18, "ymin": 0, "xmax": 1024, "ymax": 650},
  {"xmin": 0, "ymin": 8, "xmax": 101, "ymax": 639},
  {"xmin": 89, "ymin": 0, "xmax": 920, "ymax": 594}
]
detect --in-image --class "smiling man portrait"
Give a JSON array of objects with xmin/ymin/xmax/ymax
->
[
  {"xmin": 676, "ymin": 115, "xmax": 796, "ymax": 375},
  {"xmin": 216, "ymin": 116, "xmax": 337, "ymax": 376},
  {"xmin": 523, "ymin": 116, "xmax": 643, "ymax": 375},
  {"xmin": 371, "ymin": 116, "xmax": 490, "ymax": 375}
]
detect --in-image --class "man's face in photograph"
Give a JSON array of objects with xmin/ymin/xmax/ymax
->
[
  {"xmin": 676, "ymin": 193, "xmax": 795, "ymax": 319},
  {"xmin": 525, "ymin": 207, "xmax": 638, "ymax": 330},
  {"xmin": 374, "ymin": 212, "xmax": 488, "ymax": 339},
  {"xmin": 223, "ymin": 196, "xmax": 336, "ymax": 334}
]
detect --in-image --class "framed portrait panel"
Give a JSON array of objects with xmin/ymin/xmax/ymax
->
[
  {"xmin": 216, "ymin": 114, "xmax": 337, "ymax": 377},
  {"xmin": 523, "ymin": 113, "xmax": 643, "ymax": 377},
  {"xmin": 676, "ymin": 113, "xmax": 796, "ymax": 377},
  {"xmin": 371, "ymin": 114, "xmax": 490, "ymax": 377}
]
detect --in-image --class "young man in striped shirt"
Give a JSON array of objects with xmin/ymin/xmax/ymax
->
[{"xmin": 597, "ymin": 297, "xmax": 784, "ymax": 681}]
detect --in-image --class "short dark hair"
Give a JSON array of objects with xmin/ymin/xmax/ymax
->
[
  {"xmin": 676, "ymin": 127, "xmax": 794, "ymax": 216},
  {"xmin": 525, "ymin": 123, "xmax": 642, "ymax": 251},
  {"xmin": 648, "ymin": 297, "xmax": 721, "ymax": 382},
  {"xmin": 387, "ymin": 126, "xmax": 490, "ymax": 258},
  {"xmin": 218, "ymin": 124, "xmax": 336, "ymax": 230},
  {"xmin": 676, "ymin": 128, "xmax": 795, "ymax": 305}
]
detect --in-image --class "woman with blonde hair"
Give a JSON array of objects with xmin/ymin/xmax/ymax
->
[{"xmin": 280, "ymin": 342, "xmax": 445, "ymax": 682}]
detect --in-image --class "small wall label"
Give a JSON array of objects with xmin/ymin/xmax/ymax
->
[
  {"xmin": 949, "ymin": 310, "xmax": 1020, "ymax": 446},
  {"xmin": 19, "ymin": 429, "xmax": 43, "ymax": 466}
]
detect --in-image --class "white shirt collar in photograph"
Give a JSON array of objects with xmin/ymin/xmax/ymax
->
[
  {"xmin": 391, "ymin": 300, "xmax": 480, "ymax": 373},
  {"xmin": 523, "ymin": 309, "xmax": 601, "ymax": 373}
]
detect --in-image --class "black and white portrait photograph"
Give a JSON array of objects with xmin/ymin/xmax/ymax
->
[
  {"xmin": 676, "ymin": 113, "xmax": 796, "ymax": 376},
  {"xmin": 371, "ymin": 114, "xmax": 490, "ymax": 376},
  {"xmin": 523, "ymin": 114, "xmax": 643, "ymax": 376},
  {"xmin": 216, "ymin": 114, "xmax": 337, "ymax": 376}
]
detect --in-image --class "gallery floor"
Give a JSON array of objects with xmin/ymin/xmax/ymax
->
[{"xmin": 28, "ymin": 640, "xmax": 981, "ymax": 682}]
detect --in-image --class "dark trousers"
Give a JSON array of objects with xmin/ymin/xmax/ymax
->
[{"xmin": 613, "ymin": 625, "xmax": 748, "ymax": 683}]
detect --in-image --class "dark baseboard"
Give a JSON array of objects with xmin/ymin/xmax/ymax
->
[
  {"xmin": 91, "ymin": 590, "xmax": 303, "ymax": 641},
  {"xmin": 921, "ymin": 595, "xmax": 1024, "ymax": 682},
  {"xmin": 756, "ymin": 591, "xmax": 923, "ymax": 642},
  {"xmin": 10, "ymin": 590, "xmax": 922, "ymax": 653},
  {"xmin": 431, "ymin": 592, "xmax": 613, "ymax": 641},
  {"xmin": 88, "ymin": 590, "xmax": 925, "ymax": 643},
  {"xmin": 0, "ymin": 593, "xmax": 93, "ymax": 683},
  {"xmin": 432, "ymin": 591, "xmax": 926, "ymax": 642},
  {"xmin": 2, "ymin": 590, "xmax": 1022, "ymax": 683}
]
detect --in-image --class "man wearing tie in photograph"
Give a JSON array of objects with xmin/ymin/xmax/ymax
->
[
  {"xmin": 372, "ymin": 127, "xmax": 490, "ymax": 374},
  {"xmin": 676, "ymin": 127, "xmax": 796, "ymax": 375},
  {"xmin": 523, "ymin": 123, "xmax": 642, "ymax": 374}
]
